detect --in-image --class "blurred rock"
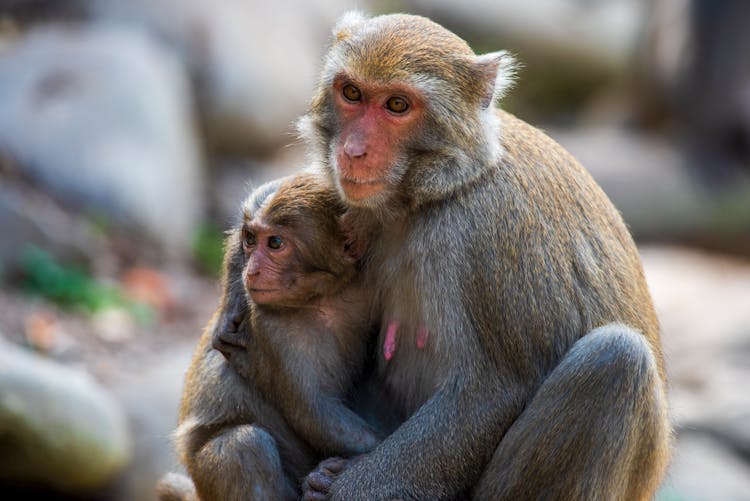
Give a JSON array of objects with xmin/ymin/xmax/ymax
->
[
  {"xmin": 0, "ymin": 0, "xmax": 90, "ymax": 27},
  {"xmin": 405, "ymin": 0, "xmax": 645, "ymax": 119},
  {"xmin": 635, "ymin": 0, "xmax": 750, "ymax": 182},
  {"xmin": 0, "ymin": 24, "xmax": 203, "ymax": 256},
  {"xmin": 631, "ymin": 0, "xmax": 691, "ymax": 128},
  {"xmin": 551, "ymin": 126, "xmax": 750, "ymax": 253},
  {"xmin": 407, "ymin": 0, "xmax": 643, "ymax": 64},
  {"xmin": 92, "ymin": 0, "xmax": 354, "ymax": 155},
  {"xmin": 109, "ymin": 342, "xmax": 194, "ymax": 501},
  {"xmin": 0, "ymin": 335, "xmax": 131, "ymax": 493},
  {"xmin": 0, "ymin": 179, "xmax": 105, "ymax": 278},
  {"xmin": 658, "ymin": 432, "xmax": 750, "ymax": 501},
  {"xmin": 642, "ymin": 247, "xmax": 750, "ymax": 457},
  {"xmin": 211, "ymin": 148, "xmax": 304, "ymax": 224},
  {"xmin": 643, "ymin": 246, "xmax": 750, "ymax": 498},
  {"xmin": 91, "ymin": 308, "xmax": 136, "ymax": 343}
]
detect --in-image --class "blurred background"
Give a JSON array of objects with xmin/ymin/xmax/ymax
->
[{"xmin": 0, "ymin": 0, "xmax": 748, "ymax": 499}]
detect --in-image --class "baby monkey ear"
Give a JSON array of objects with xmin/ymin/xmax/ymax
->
[{"xmin": 475, "ymin": 50, "xmax": 518, "ymax": 109}]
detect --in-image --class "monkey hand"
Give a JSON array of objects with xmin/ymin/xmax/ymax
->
[
  {"xmin": 302, "ymin": 455, "xmax": 363, "ymax": 501},
  {"xmin": 211, "ymin": 329, "xmax": 252, "ymax": 379}
]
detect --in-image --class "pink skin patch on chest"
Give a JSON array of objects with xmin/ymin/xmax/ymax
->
[
  {"xmin": 383, "ymin": 320, "xmax": 399, "ymax": 361},
  {"xmin": 416, "ymin": 325, "xmax": 429, "ymax": 349}
]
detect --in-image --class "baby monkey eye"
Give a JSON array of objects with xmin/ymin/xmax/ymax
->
[
  {"xmin": 386, "ymin": 96, "xmax": 409, "ymax": 113},
  {"xmin": 267, "ymin": 236, "xmax": 284, "ymax": 250},
  {"xmin": 342, "ymin": 84, "xmax": 361, "ymax": 102},
  {"xmin": 243, "ymin": 230, "xmax": 256, "ymax": 248}
]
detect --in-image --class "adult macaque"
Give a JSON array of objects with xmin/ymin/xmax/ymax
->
[
  {"xmin": 298, "ymin": 12, "xmax": 671, "ymax": 500},
  {"xmin": 160, "ymin": 172, "xmax": 380, "ymax": 501}
]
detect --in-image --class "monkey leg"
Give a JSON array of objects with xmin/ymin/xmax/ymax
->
[
  {"xmin": 190, "ymin": 424, "xmax": 298, "ymax": 501},
  {"xmin": 473, "ymin": 323, "xmax": 671, "ymax": 501}
]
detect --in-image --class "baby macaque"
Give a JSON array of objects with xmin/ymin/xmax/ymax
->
[{"xmin": 163, "ymin": 172, "xmax": 379, "ymax": 501}]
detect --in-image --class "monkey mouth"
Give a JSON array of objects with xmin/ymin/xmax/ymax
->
[
  {"xmin": 248, "ymin": 288, "xmax": 283, "ymax": 305},
  {"xmin": 340, "ymin": 176, "xmax": 384, "ymax": 186},
  {"xmin": 339, "ymin": 176, "xmax": 386, "ymax": 200}
]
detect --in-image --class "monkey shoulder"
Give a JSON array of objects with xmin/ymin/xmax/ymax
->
[{"xmin": 496, "ymin": 110, "xmax": 619, "ymax": 215}]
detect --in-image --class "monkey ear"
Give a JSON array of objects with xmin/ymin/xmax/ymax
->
[
  {"xmin": 475, "ymin": 51, "xmax": 518, "ymax": 109},
  {"xmin": 332, "ymin": 11, "xmax": 367, "ymax": 43}
]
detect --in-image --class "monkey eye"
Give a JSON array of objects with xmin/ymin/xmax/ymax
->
[
  {"xmin": 342, "ymin": 84, "xmax": 362, "ymax": 102},
  {"xmin": 385, "ymin": 96, "xmax": 409, "ymax": 114},
  {"xmin": 267, "ymin": 236, "xmax": 284, "ymax": 250},
  {"xmin": 243, "ymin": 230, "xmax": 256, "ymax": 249}
]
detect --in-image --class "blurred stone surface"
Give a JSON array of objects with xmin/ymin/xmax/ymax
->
[
  {"xmin": 0, "ymin": 335, "xmax": 131, "ymax": 493},
  {"xmin": 211, "ymin": 147, "xmax": 305, "ymax": 224},
  {"xmin": 0, "ymin": 179, "xmax": 105, "ymax": 278},
  {"xmin": 635, "ymin": 0, "xmax": 750, "ymax": 181},
  {"xmin": 658, "ymin": 433, "xmax": 750, "ymax": 501},
  {"xmin": 0, "ymin": 24, "xmax": 203, "ymax": 256},
  {"xmin": 404, "ymin": 0, "xmax": 645, "ymax": 119},
  {"xmin": 108, "ymin": 342, "xmax": 194, "ymax": 501},
  {"xmin": 0, "ymin": 0, "xmax": 90, "ymax": 27},
  {"xmin": 630, "ymin": 0, "xmax": 691, "ymax": 127},
  {"xmin": 642, "ymin": 246, "xmax": 750, "ymax": 500},
  {"xmin": 643, "ymin": 247, "xmax": 750, "ymax": 438},
  {"xmin": 92, "ymin": 0, "xmax": 355, "ymax": 155},
  {"xmin": 407, "ymin": 0, "xmax": 644, "ymax": 66},
  {"xmin": 551, "ymin": 126, "xmax": 750, "ymax": 253}
]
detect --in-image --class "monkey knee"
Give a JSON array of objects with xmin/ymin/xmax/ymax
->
[
  {"xmin": 586, "ymin": 322, "xmax": 650, "ymax": 351},
  {"xmin": 203, "ymin": 425, "xmax": 282, "ymax": 471},
  {"xmin": 582, "ymin": 324, "xmax": 671, "ymax": 497},
  {"xmin": 572, "ymin": 323, "xmax": 659, "ymax": 386},
  {"xmin": 193, "ymin": 425, "xmax": 289, "ymax": 500},
  {"xmin": 230, "ymin": 425, "xmax": 282, "ymax": 463},
  {"xmin": 156, "ymin": 472, "xmax": 197, "ymax": 501}
]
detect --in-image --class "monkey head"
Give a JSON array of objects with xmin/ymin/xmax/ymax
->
[
  {"xmin": 240, "ymin": 172, "xmax": 362, "ymax": 309},
  {"xmin": 298, "ymin": 12, "xmax": 517, "ymax": 213}
]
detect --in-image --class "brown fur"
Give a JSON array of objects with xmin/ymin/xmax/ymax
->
[
  {"xmin": 160, "ymin": 173, "xmax": 381, "ymax": 501},
  {"xmin": 299, "ymin": 12, "xmax": 671, "ymax": 501}
]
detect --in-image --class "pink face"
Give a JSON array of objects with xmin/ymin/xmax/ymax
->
[
  {"xmin": 241, "ymin": 220, "xmax": 297, "ymax": 306},
  {"xmin": 332, "ymin": 75, "xmax": 424, "ymax": 202}
]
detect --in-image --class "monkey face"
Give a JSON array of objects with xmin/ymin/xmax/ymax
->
[
  {"xmin": 330, "ymin": 75, "xmax": 424, "ymax": 206},
  {"xmin": 238, "ymin": 173, "xmax": 360, "ymax": 309},
  {"xmin": 297, "ymin": 13, "xmax": 518, "ymax": 213},
  {"xmin": 240, "ymin": 221, "xmax": 301, "ymax": 307}
]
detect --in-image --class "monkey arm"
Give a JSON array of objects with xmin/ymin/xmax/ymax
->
[
  {"xmin": 281, "ymin": 377, "xmax": 381, "ymax": 457},
  {"xmin": 327, "ymin": 372, "xmax": 521, "ymax": 500},
  {"xmin": 211, "ymin": 327, "xmax": 253, "ymax": 380},
  {"xmin": 215, "ymin": 331, "xmax": 379, "ymax": 457}
]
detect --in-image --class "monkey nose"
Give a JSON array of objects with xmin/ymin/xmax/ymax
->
[
  {"xmin": 245, "ymin": 262, "xmax": 261, "ymax": 277},
  {"xmin": 344, "ymin": 140, "xmax": 367, "ymax": 159}
]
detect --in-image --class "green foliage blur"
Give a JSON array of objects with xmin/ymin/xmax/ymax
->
[
  {"xmin": 21, "ymin": 246, "xmax": 153, "ymax": 323},
  {"xmin": 192, "ymin": 222, "xmax": 225, "ymax": 277}
]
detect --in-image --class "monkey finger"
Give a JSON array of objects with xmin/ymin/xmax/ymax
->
[
  {"xmin": 305, "ymin": 471, "xmax": 334, "ymax": 490},
  {"xmin": 302, "ymin": 472, "xmax": 334, "ymax": 501},
  {"xmin": 318, "ymin": 456, "xmax": 349, "ymax": 474},
  {"xmin": 302, "ymin": 490, "xmax": 330, "ymax": 501}
]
